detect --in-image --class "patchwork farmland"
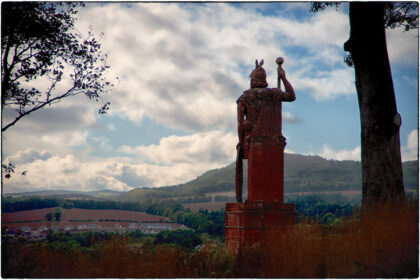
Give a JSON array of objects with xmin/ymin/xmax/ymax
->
[{"xmin": 2, "ymin": 207, "xmax": 184, "ymax": 232}]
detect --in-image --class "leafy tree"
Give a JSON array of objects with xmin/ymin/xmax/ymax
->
[
  {"xmin": 1, "ymin": 162, "xmax": 15, "ymax": 179},
  {"xmin": 1, "ymin": 2, "xmax": 116, "ymax": 132},
  {"xmin": 311, "ymin": 2, "xmax": 418, "ymax": 207},
  {"xmin": 155, "ymin": 229, "xmax": 202, "ymax": 249},
  {"xmin": 61, "ymin": 200, "xmax": 75, "ymax": 209},
  {"xmin": 54, "ymin": 208, "xmax": 62, "ymax": 221},
  {"xmin": 45, "ymin": 212, "xmax": 53, "ymax": 221},
  {"xmin": 322, "ymin": 212, "xmax": 337, "ymax": 225}
]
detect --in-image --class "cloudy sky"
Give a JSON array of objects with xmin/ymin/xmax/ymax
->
[{"xmin": 2, "ymin": 2, "xmax": 418, "ymax": 193}]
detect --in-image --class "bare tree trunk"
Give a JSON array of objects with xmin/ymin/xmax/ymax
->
[{"xmin": 344, "ymin": 2, "xmax": 404, "ymax": 207}]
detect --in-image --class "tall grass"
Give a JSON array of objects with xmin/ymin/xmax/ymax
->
[
  {"xmin": 236, "ymin": 199, "xmax": 418, "ymax": 277},
  {"xmin": 2, "ymin": 200, "xmax": 418, "ymax": 278}
]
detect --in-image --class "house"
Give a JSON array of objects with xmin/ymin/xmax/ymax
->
[
  {"xmin": 88, "ymin": 224, "xmax": 97, "ymax": 230},
  {"xmin": 64, "ymin": 225, "xmax": 73, "ymax": 231},
  {"xmin": 4, "ymin": 228, "xmax": 17, "ymax": 240},
  {"xmin": 77, "ymin": 224, "xmax": 88, "ymax": 231},
  {"xmin": 21, "ymin": 226, "xmax": 31, "ymax": 233},
  {"xmin": 128, "ymin": 223, "xmax": 138, "ymax": 229},
  {"xmin": 38, "ymin": 226, "xmax": 48, "ymax": 232}
]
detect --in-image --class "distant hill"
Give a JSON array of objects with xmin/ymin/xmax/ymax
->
[
  {"xmin": 121, "ymin": 153, "xmax": 418, "ymax": 202},
  {"xmin": 6, "ymin": 154, "xmax": 417, "ymax": 204},
  {"xmin": 4, "ymin": 189, "xmax": 123, "ymax": 199}
]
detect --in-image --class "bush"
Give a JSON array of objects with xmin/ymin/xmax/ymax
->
[
  {"xmin": 45, "ymin": 212, "xmax": 53, "ymax": 221},
  {"xmin": 54, "ymin": 208, "xmax": 62, "ymax": 221}
]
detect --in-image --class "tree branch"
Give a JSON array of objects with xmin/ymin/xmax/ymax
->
[
  {"xmin": 15, "ymin": 39, "xmax": 37, "ymax": 59},
  {"xmin": 2, "ymin": 85, "xmax": 77, "ymax": 132}
]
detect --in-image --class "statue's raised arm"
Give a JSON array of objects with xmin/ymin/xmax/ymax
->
[{"xmin": 276, "ymin": 57, "xmax": 295, "ymax": 102}]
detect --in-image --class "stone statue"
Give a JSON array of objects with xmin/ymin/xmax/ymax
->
[{"xmin": 235, "ymin": 58, "xmax": 295, "ymax": 203}]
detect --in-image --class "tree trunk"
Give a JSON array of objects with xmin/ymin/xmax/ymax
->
[{"xmin": 344, "ymin": 2, "xmax": 404, "ymax": 207}]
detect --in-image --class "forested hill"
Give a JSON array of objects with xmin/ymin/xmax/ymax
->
[{"xmin": 121, "ymin": 153, "xmax": 418, "ymax": 202}]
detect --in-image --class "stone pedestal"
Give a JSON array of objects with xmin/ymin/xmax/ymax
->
[
  {"xmin": 225, "ymin": 202, "xmax": 295, "ymax": 253},
  {"xmin": 248, "ymin": 138, "xmax": 286, "ymax": 202}
]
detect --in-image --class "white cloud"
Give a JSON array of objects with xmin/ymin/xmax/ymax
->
[
  {"xmin": 319, "ymin": 130, "xmax": 419, "ymax": 162},
  {"xmin": 3, "ymin": 154, "xmax": 127, "ymax": 193},
  {"xmin": 283, "ymin": 112, "xmax": 301, "ymax": 124},
  {"xmin": 41, "ymin": 131, "xmax": 89, "ymax": 148},
  {"xmin": 5, "ymin": 149, "xmax": 52, "ymax": 165},
  {"xmin": 293, "ymin": 68, "xmax": 356, "ymax": 100},
  {"xmin": 3, "ymin": 130, "xmax": 237, "ymax": 193},
  {"xmin": 319, "ymin": 145, "xmax": 361, "ymax": 161},
  {"xmin": 401, "ymin": 129, "xmax": 418, "ymax": 161},
  {"xmin": 120, "ymin": 130, "xmax": 236, "ymax": 166},
  {"xmin": 387, "ymin": 26, "xmax": 419, "ymax": 67},
  {"xmin": 91, "ymin": 136, "xmax": 112, "ymax": 151},
  {"xmin": 2, "ymin": 96, "xmax": 97, "ymax": 134},
  {"xmin": 72, "ymin": 3, "xmax": 353, "ymax": 133},
  {"xmin": 2, "ymin": 93, "xmax": 100, "ymax": 157}
]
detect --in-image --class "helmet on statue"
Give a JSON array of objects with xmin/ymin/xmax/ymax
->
[{"xmin": 250, "ymin": 59, "xmax": 268, "ymax": 88}]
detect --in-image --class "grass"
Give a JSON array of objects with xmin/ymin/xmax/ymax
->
[{"xmin": 2, "ymin": 200, "xmax": 418, "ymax": 278}]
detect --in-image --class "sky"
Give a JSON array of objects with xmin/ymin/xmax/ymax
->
[{"xmin": 2, "ymin": 2, "xmax": 418, "ymax": 193}]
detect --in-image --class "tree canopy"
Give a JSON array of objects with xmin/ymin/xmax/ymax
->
[{"xmin": 1, "ymin": 2, "xmax": 116, "ymax": 132}]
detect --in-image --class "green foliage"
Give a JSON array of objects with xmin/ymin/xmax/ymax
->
[
  {"xmin": 1, "ymin": 196, "xmax": 183, "ymax": 216},
  {"xmin": 120, "ymin": 163, "xmax": 237, "ymax": 203},
  {"xmin": 54, "ymin": 208, "xmax": 62, "ymax": 221},
  {"xmin": 322, "ymin": 212, "xmax": 338, "ymax": 225},
  {"xmin": 46, "ymin": 231, "xmax": 116, "ymax": 251},
  {"xmin": 286, "ymin": 194, "xmax": 356, "ymax": 223},
  {"xmin": 383, "ymin": 2, "xmax": 419, "ymax": 31},
  {"xmin": 284, "ymin": 155, "xmax": 362, "ymax": 193},
  {"xmin": 61, "ymin": 200, "xmax": 74, "ymax": 209},
  {"xmin": 45, "ymin": 212, "xmax": 53, "ymax": 221},
  {"xmin": 2, "ymin": 196, "xmax": 61, "ymax": 212},
  {"xmin": 173, "ymin": 209, "xmax": 225, "ymax": 237},
  {"xmin": 155, "ymin": 229, "xmax": 202, "ymax": 249}
]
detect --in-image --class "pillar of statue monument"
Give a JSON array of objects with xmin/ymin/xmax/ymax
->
[
  {"xmin": 225, "ymin": 58, "xmax": 296, "ymax": 253},
  {"xmin": 247, "ymin": 92, "xmax": 286, "ymax": 202}
]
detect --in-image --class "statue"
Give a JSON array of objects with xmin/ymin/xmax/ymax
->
[
  {"xmin": 235, "ymin": 58, "xmax": 295, "ymax": 203},
  {"xmin": 225, "ymin": 57, "xmax": 296, "ymax": 253}
]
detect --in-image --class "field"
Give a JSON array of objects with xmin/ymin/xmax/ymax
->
[
  {"xmin": 2, "ymin": 208, "xmax": 169, "ymax": 230},
  {"xmin": 2, "ymin": 201, "xmax": 418, "ymax": 278},
  {"xmin": 183, "ymin": 202, "xmax": 226, "ymax": 212}
]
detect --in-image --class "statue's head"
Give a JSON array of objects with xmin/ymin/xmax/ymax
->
[{"xmin": 250, "ymin": 59, "xmax": 268, "ymax": 88}]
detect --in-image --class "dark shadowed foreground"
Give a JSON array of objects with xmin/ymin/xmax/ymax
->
[{"xmin": 2, "ymin": 200, "xmax": 418, "ymax": 278}]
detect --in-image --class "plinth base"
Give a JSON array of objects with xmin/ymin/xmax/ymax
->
[{"xmin": 225, "ymin": 201, "xmax": 295, "ymax": 253}]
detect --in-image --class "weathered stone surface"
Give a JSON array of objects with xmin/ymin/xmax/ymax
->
[
  {"xmin": 226, "ymin": 58, "xmax": 296, "ymax": 253},
  {"xmin": 225, "ymin": 202, "xmax": 295, "ymax": 253}
]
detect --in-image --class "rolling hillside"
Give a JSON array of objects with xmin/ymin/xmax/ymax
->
[
  {"xmin": 6, "ymin": 154, "xmax": 417, "ymax": 204},
  {"xmin": 121, "ymin": 153, "xmax": 418, "ymax": 202}
]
